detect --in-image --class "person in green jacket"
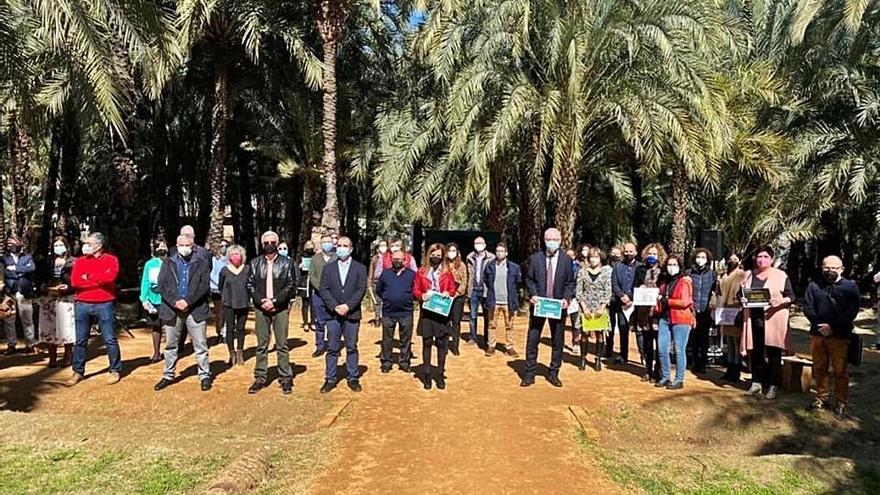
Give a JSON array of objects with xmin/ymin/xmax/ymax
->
[{"xmin": 140, "ymin": 238, "xmax": 168, "ymax": 363}]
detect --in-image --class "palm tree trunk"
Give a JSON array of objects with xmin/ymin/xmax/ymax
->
[
  {"xmin": 486, "ymin": 168, "xmax": 505, "ymax": 232},
  {"xmin": 670, "ymin": 165, "xmax": 689, "ymax": 255},
  {"xmin": 37, "ymin": 118, "xmax": 63, "ymax": 262},
  {"xmin": 56, "ymin": 109, "xmax": 80, "ymax": 239},
  {"xmin": 298, "ymin": 177, "xmax": 316, "ymax": 251},
  {"xmin": 8, "ymin": 115, "xmax": 31, "ymax": 238},
  {"xmin": 208, "ymin": 47, "xmax": 229, "ymax": 249},
  {"xmin": 517, "ymin": 127, "xmax": 545, "ymax": 259},
  {"xmin": 554, "ymin": 160, "xmax": 578, "ymax": 249},
  {"xmin": 237, "ymin": 144, "xmax": 256, "ymax": 258}
]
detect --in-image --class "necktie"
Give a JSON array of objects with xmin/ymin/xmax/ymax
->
[
  {"xmin": 266, "ymin": 258, "xmax": 275, "ymax": 299},
  {"xmin": 546, "ymin": 256, "xmax": 554, "ymax": 297}
]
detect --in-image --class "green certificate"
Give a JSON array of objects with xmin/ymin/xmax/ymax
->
[
  {"xmin": 423, "ymin": 291, "xmax": 453, "ymax": 317},
  {"xmin": 533, "ymin": 297, "xmax": 564, "ymax": 319}
]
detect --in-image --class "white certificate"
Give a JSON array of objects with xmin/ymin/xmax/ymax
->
[{"xmin": 633, "ymin": 287, "xmax": 660, "ymax": 307}]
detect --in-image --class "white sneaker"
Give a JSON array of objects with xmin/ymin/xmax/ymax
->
[
  {"xmin": 764, "ymin": 385, "xmax": 778, "ymax": 400},
  {"xmin": 744, "ymin": 382, "xmax": 763, "ymax": 396}
]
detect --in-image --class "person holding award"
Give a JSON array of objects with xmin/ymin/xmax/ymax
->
[
  {"xmin": 575, "ymin": 247, "xmax": 613, "ymax": 371},
  {"xmin": 741, "ymin": 246, "xmax": 794, "ymax": 400},
  {"xmin": 633, "ymin": 242, "xmax": 666, "ymax": 382},
  {"xmin": 414, "ymin": 244, "xmax": 459, "ymax": 390},
  {"xmin": 139, "ymin": 238, "xmax": 168, "ymax": 363},
  {"xmin": 521, "ymin": 228, "xmax": 576, "ymax": 388},
  {"xmin": 39, "ymin": 236, "xmax": 76, "ymax": 368}
]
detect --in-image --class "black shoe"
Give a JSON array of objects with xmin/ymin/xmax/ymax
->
[
  {"xmin": 248, "ymin": 378, "xmax": 266, "ymax": 395},
  {"xmin": 613, "ymin": 356, "xmax": 625, "ymax": 364},
  {"xmin": 435, "ymin": 375, "xmax": 446, "ymax": 390},
  {"xmin": 595, "ymin": 357, "xmax": 602, "ymax": 372},
  {"xmin": 154, "ymin": 378, "xmax": 173, "ymax": 391},
  {"xmin": 201, "ymin": 378, "xmax": 213, "ymax": 391},
  {"xmin": 548, "ymin": 376, "xmax": 563, "ymax": 388},
  {"xmin": 399, "ymin": 364, "xmax": 411, "ymax": 373},
  {"xmin": 281, "ymin": 379, "xmax": 293, "ymax": 395},
  {"xmin": 348, "ymin": 380, "xmax": 363, "ymax": 392},
  {"xmin": 320, "ymin": 380, "xmax": 335, "ymax": 394},
  {"xmin": 380, "ymin": 365, "xmax": 392, "ymax": 374},
  {"xmin": 312, "ymin": 348, "xmax": 326, "ymax": 358},
  {"xmin": 666, "ymin": 381, "xmax": 684, "ymax": 390},
  {"xmin": 450, "ymin": 348, "xmax": 461, "ymax": 356},
  {"xmin": 655, "ymin": 379, "xmax": 670, "ymax": 388},
  {"xmin": 520, "ymin": 377, "xmax": 535, "ymax": 387},
  {"xmin": 422, "ymin": 374, "xmax": 432, "ymax": 390},
  {"xmin": 833, "ymin": 405, "xmax": 847, "ymax": 421}
]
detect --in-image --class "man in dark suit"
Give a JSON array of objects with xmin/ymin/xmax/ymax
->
[
  {"xmin": 319, "ymin": 236, "xmax": 368, "ymax": 393},
  {"xmin": 522, "ymin": 228, "xmax": 576, "ymax": 388},
  {"xmin": 154, "ymin": 234, "xmax": 213, "ymax": 392}
]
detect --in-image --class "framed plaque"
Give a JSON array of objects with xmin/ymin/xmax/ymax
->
[{"xmin": 742, "ymin": 288, "xmax": 771, "ymax": 308}]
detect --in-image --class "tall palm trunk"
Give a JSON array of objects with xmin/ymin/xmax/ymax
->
[
  {"xmin": 554, "ymin": 159, "xmax": 578, "ymax": 249},
  {"xmin": 670, "ymin": 165, "xmax": 689, "ymax": 255},
  {"xmin": 486, "ymin": 167, "xmax": 505, "ymax": 232},
  {"xmin": 236, "ymin": 144, "xmax": 256, "ymax": 258},
  {"xmin": 207, "ymin": 46, "xmax": 229, "ymax": 249},
  {"xmin": 298, "ymin": 176, "xmax": 317, "ymax": 250},
  {"xmin": 517, "ymin": 127, "xmax": 545, "ymax": 259},
  {"xmin": 316, "ymin": 0, "xmax": 351, "ymax": 234},
  {"xmin": 109, "ymin": 136, "xmax": 139, "ymax": 286},
  {"xmin": 8, "ymin": 115, "xmax": 31, "ymax": 238},
  {"xmin": 56, "ymin": 109, "xmax": 80, "ymax": 239},
  {"xmin": 37, "ymin": 118, "xmax": 63, "ymax": 261}
]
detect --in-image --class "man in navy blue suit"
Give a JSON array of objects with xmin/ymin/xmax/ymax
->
[
  {"xmin": 319, "ymin": 236, "xmax": 368, "ymax": 393},
  {"xmin": 521, "ymin": 228, "xmax": 577, "ymax": 388}
]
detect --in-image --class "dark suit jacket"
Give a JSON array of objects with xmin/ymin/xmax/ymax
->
[
  {"xmin": 157, "ymin": 254, "xmax": 211, "ymax": 323},
  {"xmin": 525, "ymin": 251, "xmax": 576, "ymax": 302},
  {"xmin": 319, "ymin": 259, "xmax": 368, "ymax": 321}
]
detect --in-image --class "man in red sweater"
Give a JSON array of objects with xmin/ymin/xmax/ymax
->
[{"xmin": 66, "ymin": 233, "xmax": 122, "ymax": 386}]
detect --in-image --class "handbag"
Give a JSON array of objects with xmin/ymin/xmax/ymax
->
[{"xmin": 0, "ymin": 294, "xmax": 16, "ymax": 320}]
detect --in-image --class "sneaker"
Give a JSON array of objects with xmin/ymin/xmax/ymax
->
[
  {"xmin": 764, "ymin": 385, "xmax": 778, "ymax": 400},
  {"xmin": 106, "ymin": 371, "xmax": 121, "ymax": 385},
  {"xmin": 506, "ymin": 348, "xmax": 519, "ymax": 358},
  {"xmin": 833, "ymin": 404, "xmax": 847, "ymax": 421},
  {"xmin": 281, "ymin": 379, "xmax": 293, "ymax": 395},
  {"xmin": 744, "ymin": 383, "xmax": 763, "ymax": 396},
  {"xmin": 808, "ymin": 398, "xmax": 829, "ymax": 411},
  {"xmin": 200, "ymin": 378, "xmax": 213, "ymax": 391},
  {"xmin": 485, "ymin": 347, "xmax": 495, "ymax": 357},
  {"xmin": 654, "ymin": 379, "xmax": 670, "ymax": 388},
  {"xmin": 248, "ymin": 378, "xmax": 267, "ymax": 395},
  {"xmin": 347, "ymin": 380, "xmax": 363, "ymax": 392},
  {"xmin": 666, "ymin": 381, "xmax": 684, "ymax": 390},
  {"xmin": 65, "ymin": 372, "xmax": 84, "ymax": 387}
]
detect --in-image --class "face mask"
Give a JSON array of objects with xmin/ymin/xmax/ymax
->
[
  {"xmin": 278, "ymin": 247, "xmax": 289, "ymax": 257},
  {"xmin": 823, "ymin": 270, "xmax": 838, "ymax": 283},
  {"xmin": 756, "ymin": 258, "xmax": 772, "ymax": 269},
  {"xmin": 392, "ymin": 260, "xmax": 404, "ymax": 270},
  {"xmin": 646, "ymin": 255, "xmax": 658, "ymax": 266},
  {"xmin": 378, "ymin": 245, "xmax": 388, "ymax": 254},
  {"xmin": 430, "ymin": 256, "xmax": 442, "ymax": 267},
  {"xmin": 390, "ymin": 245, "xmax": 401, "ymax": 253},
  {"xmin": 474, "ymin": 243, "xmax": 486, "ymax": 253},
  {"xmin": 53, "ymin": 245, "xmax": 67, "ymax": 256},
  {"xmin": 667, "ymin": 265, "xmax": 680, "ymax": 276},
  {"xmin": 263, "ymin": 243, "xmax": 277, "ymax": 254},
  {"xmin": 589, "ymin": 257, "xmax": 601, "ymax": 268},
  {"xmin": 336, "ymin": 247, "xmax": 351, "ymax": 259},
  {"xmin": 581, "ymin": 250, "xmax": 589, "ymax": 258},
  {"xmin": 610, "ymin": 255, "xmax": 621, "ymax": 263},
  {"xmin": 230, "ymin": 254, "xmax": 243, "ymax": 266},
  {"xmin": 727, "ymin": 260, "xmax": 739, "ymax": 270},
  {"xmin": 156, "ymin": 248, "xmax": 168, "ymax": 257},
  {"xmin": 447, "ymin": 251, "xmax": 457, "ymax": 260},
  {"xmin": 695, "ymin": 256, "xmax": 707, "ymax": 268},
  {"xmin": 304, "ymin": 249, "xmax": 315, "ymax": 256},
  {"xmin": 220, "ymin": 245, "xmax": 228, "ymax": 255},
  {"xmin": 321, "ymin": 242, "xmax": 334, "ymax": 253},
  {"xmin": 545, "ymin": 240, "xmax": 560, "ymax": 252},
  {"xmin": 624, "ymin": 253, "xmax": 635, "ymax": 262},
  {"xmin": 496, "ymin": 251, "xmax": 507, "ymax": 260},
  {"xmin": 178, "ymin": 246, "xmax": 193, "ymax": 258},
  {"xmin": 81, "ymin": 244, "xmax": 94, "ymax": 256}
]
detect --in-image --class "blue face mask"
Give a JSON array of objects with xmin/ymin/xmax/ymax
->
[
  {"xmin": 336, "ymin": 247, "xmax": 351, "ymax": 259},
  {"xmin": 545, "ymin": 240, "xmax": 560, "ymax": 252},
  {"xmin": 646, "ymin": 255, "xmax": 658, "ymax": 265},
  {"xmin": 278, "ymin": 248, "xmax": 289, "ymax": 257},
  {"xmin": 321, "ymin": 242, "xmax": 334, "ymax": 253}
]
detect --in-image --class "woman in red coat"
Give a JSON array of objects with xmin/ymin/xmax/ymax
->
[
  {"xmin": 414, "ymin": 243, "xmax": 459, "ymax": 390},
  {"xmin": 655, "ymin": 254, "xmax": 695, "ymax": 390}
]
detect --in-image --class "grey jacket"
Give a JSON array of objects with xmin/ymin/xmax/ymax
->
[
  {"xmin": 466, "ymin": 251, "xmax": 496, "ymax": 295},
  {"xmin": 157, "ymin": 254, "xmax": 211, "ymax": 323}
]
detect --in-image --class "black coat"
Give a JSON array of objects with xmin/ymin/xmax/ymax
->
[
  {"xmin": 247, "ymin": 254, "xmax": 297, "ymax": 314},
  {"xmin": 525, "ymin": 251, "xmax": 576, "ymax": 302},
  {"xmin": 319, "ymin": 259, "xmax": 368, "ymax": 321},
  {"xmin": 157, "ymin": 254, "xmax": 211, "ymax": 323}
]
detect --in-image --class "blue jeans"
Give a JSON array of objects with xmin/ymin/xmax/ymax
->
[
  {"xmin": 325, "ymin": 317, "xmax": 360, "ymax": 383},
  {"xmin": 658, "ymin": 318, "xmax": 691, "ymax": 383},
  {"xmin": 72, "ymin": 301, "xmax": 121, "ymax": 375},
  {"xmin": 468, "ymin": 290, "xmax": 488, "ymax": 341},
  {"xmin": 311, "ymin": 289, "xmax": 330, "ymax": 351}
]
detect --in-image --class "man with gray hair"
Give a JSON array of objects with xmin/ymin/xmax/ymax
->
[
  {"xmin": 154, "ymin": 234, "xmax": 213, "ymax": 392},
  {"xmin": 247, "ymin": 231, "xmax": 297, "ymax": 395},
  {"xmin": 67, "ymin": 233, "xmax": 122, "ymax": 386}
]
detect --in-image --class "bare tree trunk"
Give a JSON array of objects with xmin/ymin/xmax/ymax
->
[
  {"xmin": 208, "ymin": 47, "xmax": 229, "ymax": 249},
  {"xmin": 670, "ymin": 165, "xmax": 689, "ymax": 255},
  {"xmin": 56, "ymin": 109, "xmax": 80, "ymax": 239},
  {"xmin": 237, "ymin": 145, "xmax": 256, "ymax": 258},
  {"xmin": 8, "ymin": 115, "xmax": 31, "ymax": 238}
]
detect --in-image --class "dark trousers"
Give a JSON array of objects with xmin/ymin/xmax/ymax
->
[
  {"xmin": 300, "ymin": 295, "xmax": 312, "ymax": 327},
  {"xmin": 325, "ymin": 317, "xmax": 360, "ymax": 383},
  {"xmin": 613, "ymin": 303, "xmax": 632, "ymax": 361},
  {"xmin": 253, "ymin": 309, "xmax": 291, "ymax": 380},
  {"xmin": 448, "ymin": 296, "xmax": 466, "ymax": 353},
  {"xmin": 690, "ymin": 310, "xmax": 713, "ymax": 371},
  {"xmin": 606, "ymin": 302, "xmax": 619, "ymax": 356},
  {"xmin": 642, "ymin": 330, "xmax": 658, "ymax": 378},
  {"xmin": 749, "ymin": 323, "xmax": 782, "ymax": 387},
  {"xmin": 422, "ymin": 335, "xmax": 448, "ymax": 375},
  {"xmin": 381, "ymin": 314, "xmax": 413, "ymax": 367},
  {"xmin": 310, "ymin": 289, "xmax": 330, "ymax": 351},
  {"xmin": 524, "ymin": 314, "xmax": 565, "ymax": 379},
  {"xmin": 468, "ymin": 290, "xmax": 489, "ymax": 342},
  {"xmin": 224, "ymin": 306, "xmax": 248, "ymax": 353}
]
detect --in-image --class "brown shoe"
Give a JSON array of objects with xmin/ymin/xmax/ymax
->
[
  {"xmin": 485, "ymin": 347, "xmax": 495, "ymax": 357},
  {"xmin": 65, "ymin": 372, "xmax": 84, "ymax": 387},
  {"xmin": 506, "ymin": 348, "xmax": 519, "ymax": 358},
  {"xmin": 106, "ymin": 371, "xmax": 121, "ymax": 385}
]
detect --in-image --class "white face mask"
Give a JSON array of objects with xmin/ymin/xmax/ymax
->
[
  {"xmin": 378, "ymin": 245, "xmax": 388, "ymax": 254},
  {"xmin": 446, "ymin": 251, "xmax": 457, "ymax": 260},
  {"xmin": 667, "ymin": 265, "xmax": 680, "ymax": 276},
  {"xmin": 390, "ymin": 245, "xmax": 401, "ymax": 253},
  {"xmin": 474, "ymin": 243, "xmax": 486, "ymax": 253},
  {"xmin": 81, "ymin": 244, "xmax": 94, "ymax": 255},
  {"xmin": 178, "ymin": 246, "xmax": 193, "ymax": 258},
  {"xmin": 695, "ymin": 256, "xmax": 707, "ymax": 267},
  {"xmin": 581, "ymin": 250, "xmax": 589, "ymax": 258}
]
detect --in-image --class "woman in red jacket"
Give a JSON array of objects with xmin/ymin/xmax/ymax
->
[
  {"xmin": 655, "ymin": 254, "xmax": 695, "ymax": 390},
  {"xmin": 414, "ymin": 243, "xmax": 459, "ymax": 390}
]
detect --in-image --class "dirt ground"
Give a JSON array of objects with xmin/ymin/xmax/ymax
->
[{"xmin": 1, "ymin": 307, "xmax": 878, "ymax": 494}]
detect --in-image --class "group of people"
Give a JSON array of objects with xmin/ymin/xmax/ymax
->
[{"xmin": 1, "ymin": 225, "xmax": 869, "ymax": 420}]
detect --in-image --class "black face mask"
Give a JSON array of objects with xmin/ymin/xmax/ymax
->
[
  {"xmin": 727, "ymin": 261, "xmax": 739, "ymax": 271},
  {"xmin": 610, "ymin": 255, "xmax": 621, "ymax": 263},
  {"xmin": 155, "ymin": 248, "xmax": 168, "ymax": 257},
  {"xmin": 263, "ymin": 243, "xmax": 277, "ymax": 254},
  {"xmin": 304, "ymin": 249, "xmax": 315, "ymax": 256},
  {"xmin": 623, "ymin": 254, "xmax": 635, "ymax": 263},
  {"xmin": 429, "ymin": 257, "xmax": 442, "ymax": 267},
  {"xmin": 392, "ymin": 260, "xmax": 404, "ymax": 270},
  {"xmin": 823, "ymin": 270, "xmax": 838, "ymax": 283}
]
